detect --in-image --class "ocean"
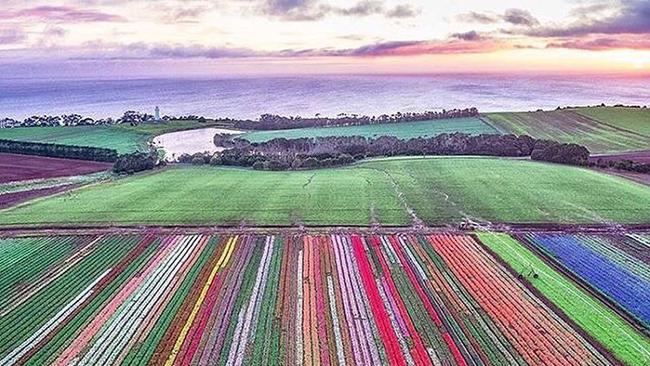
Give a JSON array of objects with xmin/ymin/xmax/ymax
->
[{"xmin": 0, "ymin": 74, "xmax": 648, "ymax": 120}]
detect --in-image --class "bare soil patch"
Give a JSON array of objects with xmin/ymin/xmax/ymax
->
[
  {"xmin": 0, "ymin": 153, "xmax": 111, "ymax": 184},
  {"xmin": 0, "ymin": 184, "xmax": 80, "ymax": 209}
]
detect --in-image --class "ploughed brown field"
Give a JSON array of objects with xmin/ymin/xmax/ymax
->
[
  {"xmin": 0, "ymin": 153, "xmax": 111, "ymax": 183},
  {"xmin": 0, "ymin": 185, "xmax": 80, "ymax": 209}
]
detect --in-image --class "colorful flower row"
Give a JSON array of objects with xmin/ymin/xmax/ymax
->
[{"xmin": 0, "ymin": 233, "xmax": 616, "ymax": 365}]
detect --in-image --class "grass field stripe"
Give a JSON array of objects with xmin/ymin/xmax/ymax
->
[
  {"xmin": 164, "ymin": 235, "xmax": 236, "ymax": 366},
  {"xmin": 0, "ymin": 268, "xmax": 110, "ymax": 365}
]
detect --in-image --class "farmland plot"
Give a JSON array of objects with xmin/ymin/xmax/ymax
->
[
  {"xmin": 485, "ymin": 110, "xmax": 649, "ymax": 153},
  {"xmin": 0, "ymin": 232, "xmax": 623, "ymax": 365},
  {"xmin": 520, "ymin": 233, "xmax": 650, "ymax": 328},
  {"xmin": 479, "ymin": 232, "xmax": 650, "ymax": 366}
]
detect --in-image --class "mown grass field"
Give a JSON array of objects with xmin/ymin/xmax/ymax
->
[
  {"xmin": 0, "ymin": 120, "xmax": 219, "ymax": 154},
  {"xmin": 240, "ymin": 117, "xmax": 498, "ymax": 142},
  {"xmin": 1, "ymin": 157, "xmax": 648, "ymax": 227},
  {"xmin": 485, "ymin": 108, "xmax": 649, "ymax": 153},
  {"xmin": 574, "ymin": 107, "xmax": 650, "ymax": 137}
]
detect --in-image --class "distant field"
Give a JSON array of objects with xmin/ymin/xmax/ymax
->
[
  {"xmin": 1, "ymin": 157, "xmax": 648, "ymax": 227},
  {"xmin": 0, "ymin": 120, "xmax": 218, "ymax": 154},
  {"xmin": 485, "ymin": 108, "xmax": 649, "ymax": 153},
  {"xmin": 240, "ymin": 117, "xmax": 499, "ymax": 142},
  {"xmin": 574, "ymin": 107, "xmax": 650, "ymax": 137}
]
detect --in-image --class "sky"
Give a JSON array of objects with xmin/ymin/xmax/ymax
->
[{"xmin": 0, "ymin": 0, "xmax": 649, "ymax": 77}]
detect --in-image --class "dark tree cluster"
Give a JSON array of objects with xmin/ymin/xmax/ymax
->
[
  {"xmin": 233, "ymin": 108, "xmax": 479, "ymax": 131},
  {"xmin": 530, "ymin": 140, "xmax": 590, "ymax": 165},
  {"xmin": 0, "ymin": 139, "xmax": 118, "ymax": 162},
  {"xmin": 177, "ymin": 133, "xmax": 590, "ymax": 171},
  {"xmin": 591, "ymin": 159, "xmax": 650, "ymax": 174},
  {"xmin": 112, "ymin": 151, "xmax": 161, "ymax": 174}
]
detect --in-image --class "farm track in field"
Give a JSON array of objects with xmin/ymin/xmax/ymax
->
[{"xmin": 1, "ymin": 229, "xmax": 647, "ymax": 365}]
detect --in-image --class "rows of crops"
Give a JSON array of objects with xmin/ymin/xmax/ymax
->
[
  {"xmin": 519, "ymin": 233, "xmax": 650, "ymax": 328},
  {"xmin": 0, "ymin": 232, "xmax": 621, "ymax": 365}
]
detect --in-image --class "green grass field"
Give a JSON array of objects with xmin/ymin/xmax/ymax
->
[
  {"xmin": 240, "ymin": 117, "xmax": 498, "ymax": 142},
  {"xmin": 1, "ymin": 157, "xmax": 648, "ymax": 227},
  {"xmin": 478, "ymin": 232, "xmax": 650, "ymax": 366},
  {"xmin": 0, "ymin": 120, "xmax": 219, "ymax": 154},
  {"xmin": 573, "ymin": 107, "xmax": 650, "ymax": 137},
  {"xmin": 485, "ymin": 108, "xmax": 649, "ymax": 153}
]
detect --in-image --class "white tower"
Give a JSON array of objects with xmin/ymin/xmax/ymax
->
[{"xmin": 154, "ymin": 106, "xmax": 160, "ymax": 121}]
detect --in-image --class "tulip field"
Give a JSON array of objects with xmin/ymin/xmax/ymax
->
[
  {"xmin": 519, "ymin": 233, "xmax": 650, "ymax": 328},
  {"xmin": 1, "ymin": 230, "xmax": 648, "ymax": 365}
]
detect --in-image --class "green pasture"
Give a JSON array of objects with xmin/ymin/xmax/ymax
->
[
  {"xmin": 0, "ymin": 120, "xmax": 219, "ymax": 154},
  {"xmin": 240, "ymin": 117, "xmax": 498, "ymax": 142},
  {"xmin": 485, "ymin": 108, "xmax": 649, "ymax": 153},
  {"xmin": 1, "ymin": 157, "xmax": 648, "ymax": 227}
]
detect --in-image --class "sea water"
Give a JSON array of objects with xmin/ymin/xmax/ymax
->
[{"xmin": 0, "ymin": 73, "xmax": 648, "ymax": 120}]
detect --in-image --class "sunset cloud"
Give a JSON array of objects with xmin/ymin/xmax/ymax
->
[
  {"xmin": 0, "ymin": 5, "xmax": 124, "ymax": 23},
  {"xmin": 0, "ymin": 0, "xmax": 648, "ymax": 75}
]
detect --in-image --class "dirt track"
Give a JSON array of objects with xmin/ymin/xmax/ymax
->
[{"xmin": 0, "ymin": 222, "xmax": 648, "ymax": 239}]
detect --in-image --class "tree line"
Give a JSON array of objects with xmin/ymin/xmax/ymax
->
[
  {"xmin": 590, "ymin": 158, "xmax": 650, "ymax": 174},
  {"xmin": 177, "ymin": 133, "xmax": 590, "ymax": 171},
  {"xmin": 0, "ymin": 139, "xmax": 118, "ymax": 162},
  {"xmin": 233, "ymin": 108, "xmax": 479, "ymax": 131}
]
